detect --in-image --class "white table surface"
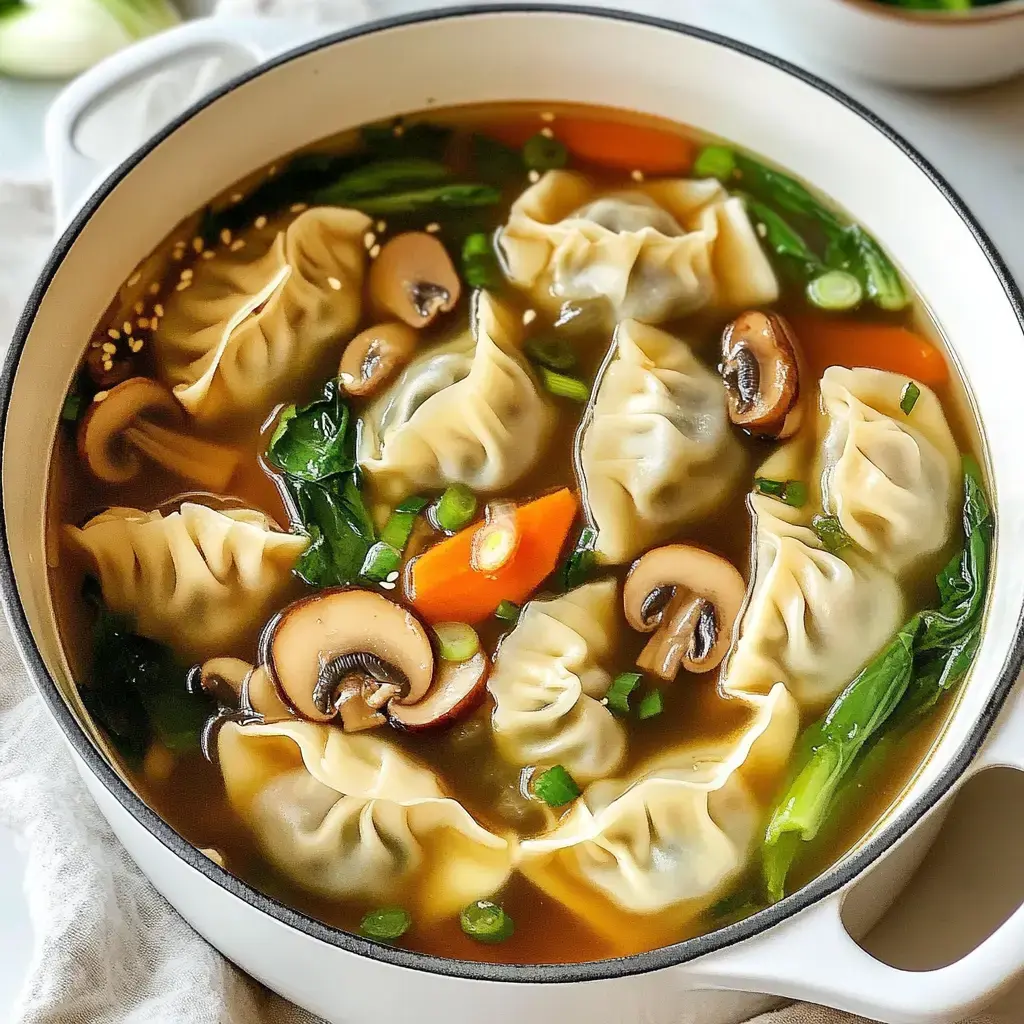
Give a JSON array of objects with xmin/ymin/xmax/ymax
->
[{"xmin": 2, "ymin": 1, "xmax": 1024, "ymax": 1019}]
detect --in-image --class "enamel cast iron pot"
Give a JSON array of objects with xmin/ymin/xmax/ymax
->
[{"xmin": 5, "ymin": 8, "xmax": 1024, "ymax": 1024}]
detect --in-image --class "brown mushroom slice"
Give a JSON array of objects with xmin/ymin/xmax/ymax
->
[
  {"xmin": 77, "ymin": 377, "xmax": 240, "ymax": 490},
  {"xmin": 190, "ymin": 656, "xmax": 251, "ymax": 706},
  {"xmin": 721, "ymin": 310, "xmax": 803, "ymax": 440},
  {"xmin": 369, "ymin": 232, "xmax": 462, "ymax": 328},
  {"xmin": 334, "ymin": 673, "xmax": 388, "ymax": 733},
  {"xmin": 624, "ymin": 545, "xmax": 746, "ymax": 682},
  {"xmin": 389, "ymin": 651, "xmax": 490, "ymax": 732},
  {"xmin": 339, "ymin": 322, "xmax": 419, "ymax": 396},
  {"xmin": 242, "ymin": 664, "xmax": 293, "ymax": 724},
  {"xmin": 264, "ymin": 588, "xmax": 434, "ymax": 723}
]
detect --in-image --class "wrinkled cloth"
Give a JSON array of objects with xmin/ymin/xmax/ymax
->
[{"xmin": 0, "ymin": 3, "xmax": 1014, "ymax": 1024}]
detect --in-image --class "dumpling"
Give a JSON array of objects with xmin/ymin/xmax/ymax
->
[
  {"xmin": 499, "ymin": 170, "xmax": 778, "ymax": 325},
  {"xmin": 218, "ymin": 719, "xmax": 513, "ymax": 920},
  {"xmin": 153, "ymin": 206, "xmax": 371, "ymax": 426},
  {"xmin": 724, "ymin": 500, "xmax": 904, "ymax": 709},
  {"xmin": 358, "ymin": 292, "xmax": 555, "ymax": 505},
  {"xmin": 580, "ymin": 320, "xmax": 745, "ymax": 564},
  {"xmin": 820, "ymin": 367, "xmax": 961, "ymax": 575},
  {"xmin": 64, "ymin": 502, "xmax": 307, "ymax": 661},
  {"xmin": 488, "ymin": 580, "xmax": 626, "ymax": 783},
  {"xmin": 518, "ymin": 684, "xmax": 798, "ymax": 951}
]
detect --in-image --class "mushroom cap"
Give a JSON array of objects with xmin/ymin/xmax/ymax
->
[
  {"xmin": 76, "ymin": 377, "xmax": 182, "ymax": 484},
  {"xmin": 721, "ymin": 310, "xmax": 803, "ymax": 440},
  {"xmin": 339, "ymin": 321, "xmax": 419, "ymax": 396},
  {"xmin": 368, "ymin": 232, "xmax": 462, "ymax": 328},
  {"xmin": 389, "ymin": 650, "xmax": 490, "ymax": 732},
  {"xmin": 624, "ymin": 544, "xmax": 746, "ymax": 676},
  {"xmin": 242, "ymin": 664, "xmax": 293, "ymax": 724},
  {"xmin": 262, "ymin": 588, "xmax": 434, "ymax": 723}
]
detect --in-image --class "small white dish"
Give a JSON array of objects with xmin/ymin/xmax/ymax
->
[{"xmin": 766, "ymin": 0, "xmax": 1024, "ymax": 89}]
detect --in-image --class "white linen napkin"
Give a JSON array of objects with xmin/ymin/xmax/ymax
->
[{"xmin": 0, "ymin": 3, "xmax": 1012, "ymax": 1022}]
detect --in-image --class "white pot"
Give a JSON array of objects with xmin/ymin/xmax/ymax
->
[{"xmin": 4, "ymin": 8, "xmax": 1024, "ymax": 1024}]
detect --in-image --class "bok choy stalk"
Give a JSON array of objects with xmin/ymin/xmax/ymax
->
[
  {"xmin": 0, "ymin": 0, "xmax": 179, "ymax": 79},
  {"xmin": 762, "ymin": 457, "xmax": 992, "ymax": 902}
]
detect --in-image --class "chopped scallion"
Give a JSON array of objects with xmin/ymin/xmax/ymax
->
[
  {"xmin": 395, "ymin": 495, "xmax": 429, "ymax": 514},
  {"xmin": 461, "ymin": 232, "xmax": 503, "ymax": 290},
  {"xmin": 693, "ymin": 145, "xmax": 736, "ymax": 182},
  {"xmin": 380, "ymin": 510, "xmax": 418, "ymax": 551},
  {"xmin": 460, "ymin": 900, "xmax": 514, "ymax": 944},
  {"xmin": 562, "ymin": 526, "xmax": 598, "ymax": 590},
  {"xmin": 539, "ymin": 367, "xmax": 589, "ymax": 402},
  {"xmin": 525, "ymin": 333, "xmax": 577, "ymax": 372},
  {"xmin": 606, "ymin": 672, "xmax": 642, "ymax": 715},
  {"xmin": 533, "ymin": 764, "xmax": 581, "ymax": 807},
  {"xmin": 900, "ymin": 381, "xmax": 921, "ymax": 416},
  {"xmin": 495, "ymin": 600, "xmax": 521, "ymax": 623},
  {"xmin": 61, "ymin": 393, "xmax": 83, "ymax": 423},
  {"xmin": 523, "ymin": 133, "xmax": 568, "ymax": 172},
  {"xmin": 360, "ymin": 541, "xmax": 402, "ymax": 582},
  {"xmin": 753, "ymin": 477, "xmax": 807, "ymax": 508},
  {"xmin": 638, "ymin": 690, "xmax": 664, "ymax": 720},
  {"xmin": 812, "ymin": 514, "xmax": 852, "ymax": 554},
  {"xmin": 433, "ymin": 622, "xmax": 480, "ymax": 663},
  {"xmin": 435, "ymin": 484, "xmax": 478, "ymax": 533},
  {"xmin": 359, "ymin": 906, "xmax": 412, "ymax": 942},
  {"xmin": 806, "ymin": 269, "xmax": 863, "ymax": 311}
]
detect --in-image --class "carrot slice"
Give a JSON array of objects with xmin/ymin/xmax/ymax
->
[
  {"xmin": 555, "ymin": 119, "xmax": 695, "ymax": 175},
  {"xmin": 408, "ymin": 489, "xmax": 578, "ymax": 625},
  {"xmin": 790, "ymin": 315, "xmax": 950, "ymax": 389}
]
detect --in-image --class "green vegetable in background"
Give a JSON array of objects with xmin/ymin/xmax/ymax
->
[
  {"xmin": 0, "ymin": 0, "xmax": 179, "ymax": 79},
  {"xmin": 762, "ymin": 459, "xmax": 992, "ymax": 901},
  {"xmin": 522, "ymin": 133, "xmax": 569, "ymax": 172},
  {"xmin": 349, "ymin": 183, "xmax": 503, "ymax": 217},
  {"xmin": 561, "ymin": 526, "xmax": 598, "ymax": 590},
  {"xmin": 745, "ymin": 199, "xmax": 825, "ymax": 279},
  {"xmin": 311, "ymin": 158, "xmax": 451, "ymax": 206},
  {"xmin": 461, "ymin": 232, "xmax": 504, "ymax": 290},
  {"xmin": 533, "ymin": 765, "xmax": 581, "ymax": 807},
  {"xmin": 471, "ymin": 133, "xmax": 526, "ymax": 183},
  {"xmin": 267, "ymin": 379, "xmax": 354, "ymax": 483}
]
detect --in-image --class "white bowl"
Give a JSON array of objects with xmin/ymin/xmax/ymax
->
[
  {"xmin": 5, "ymin": 7, "xmax": 1024, "ymax": 1024},
  {"xmin": 765, "ymin": 0, "xmax": 1024, "ymax": 89}
]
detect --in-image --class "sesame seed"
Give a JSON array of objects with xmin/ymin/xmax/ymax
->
[
  {"xmin": 375, "ymin": 220, "xmax": 387, "ymax": 234},
  {"xmin": 268, "ymin": 164, "xmax": 279, "ymax": 177},
  {"xmin": 130, "ymin": 338, "xmax": 144, "ymax": 353},
  {"xmin": 425, "ymin": 222, "xmax": 441, "ymax": 234},
  {"xmin": 122, "ymin": 321, "xmax": 132, "ymax": 334},
  {"xmin": 102, "ymin": 360, "xmax": 113, "ymax": 372},
  {"xmin": 254, "ymin": 215, "xmax": 267, "ymax": 230},
  {"xmin": 540, "ymin": 127, "xmax": 555, "ymax": 139},
  {"xmin": 90, "ymin": 341, "xmax": 101, "ymax": 349},
  {"xmin": 327, "ymin": 276, "xmax": 342, "ymax": 291},
  {"xmin": 369, "ymin": 243, "xmax": 381, "ymax": 260},
  {"xmin": 522, "ymin": 309, "xmax": 537, "ymax": 326},
  {"xmin": 386, "ymin": 570, "xmax": 400, "ymax": 583},
  {"xmin": 138, "ymin": 317, "xmax": 150, "ymax": 329},
  {"xmin": 107, "ymin": 328, "xmax": 120, "ymax": 341},
  {"xmin": 172, "ymin": 250, "xmax": 184, "ymax": 262},
  {"xmin": 392, "ymin": 124, "xmax": 405, "ymax": 137},
  {"xmin": 173, "ymin": 241, "xmax": 186, "ymax": 252},
  {"xmin": 220, "ymin": 228, "xmax": 232, "ymax": 246},
  {"xmin": 379, "ymin": 580, "xmax": 397, "ymax": 591},
  {"xmin": 363, "ymin": 231, "xmax": 376, "ymax": 250},
  {"xmin": 149, "ymin": 283, "xmax": 160, "ymax": 295},
  {"xmin": 180, "ymin": 268, "xmax": 193, "ymax": 280},
  {"xmin": 93, "ymin": 391, "xmax": 109, "ymax": 403},
  {"xmin": 134, "ymin": 301, "xmax": 144, "ymax": 315},
  {"xmin": 102, "ymin": 342, "xmax": 117, "ymax": 354},
  {"xmin": 631, "ymin": 169, "xmax": 645, "ymax": 182},
  {"xmin": 154, "ymin": 303, "xmax": 164, "ymax": 318},
  {"xmin": 127, "ymin": 271, "xmax": 141, "ymax": 287},
  {"xmin": 176, "ymin": 281, "xmax": 191, "ymax": 292},
  {"xmin": 540, "ymin": 111, "xmax": 555, "ymax": 122},
  {"xmin": 192, "ymin": 236, "xmax": 204, "ymax": 253},
  {"xmin": 230, "ymin": 239, "xmax": 246, "ymax": 252},
  {"xmin": 528, "ymin": 170, "xmax": 541, "ymax": 183},
  {"xmin": 289, "ymin": 203, "xmax": 307, "ymax": 213},
  {"xmin": 202, "ymin": 250, "xmax": 215, "ymax": 260},
  {"xmin": 231, "ymin": 192, "xmax": 244, "ymax": 204},
  {"xmin": 756, "ymin": 222, "xmax": 767, "ymax": 239}
]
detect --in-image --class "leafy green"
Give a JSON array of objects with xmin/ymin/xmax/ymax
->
[
  {"xmin": 312, "ymin": 158, "xmax": 450, "ymax": 206},
  {"xmin": 349, "ymin": 183, "xmax": 502, "ymax": 217},
  {"xmin": 561, "ymin": 526, "xmax": 598, "ymax": 590},
  {"xmin": 267, "ymin": 378, "xmax": 353, "ymax": 482},
  {"xmin": 360, "ymin": 120, "xmax": 451, "ymax": 161},
  {"xmin": 523, "ymin": 134, "xmax": 569, "ymax": 172},
  {"xmin": 471, "ymin": 133, "xmax": 525, "ymax": 183},
  {"xmin": 745, "ymin": 199, "xmax": 825, "ymax": 278},
  {"xmin": 461, "ymin": 232, "xmax": 504, "ymax": 290}
]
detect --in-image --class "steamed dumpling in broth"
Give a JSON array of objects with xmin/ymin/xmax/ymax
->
[
  {"xmin": 488, "ymin": 580, "xmax": 626, "ymax": 784},
  {"xmin": 64, "ymin": 503, "xmax": 307, "ymax": 661},
  {"xmin": 580, "ymin": 320, "xmax": 745, "ymax": 564},
  {"xmin": 499, "ymin": 170, "xmax": 778, "ymax": 325},
  {"xmin": 218, "ymin": 720, "xmax": 513, "ymax": 920},
  {"xmin": 153, "ymin": 206, "xmax": 371, "ymax": 426},
  {"xmin": 359, "ymin": 293, "xmax": 555, "ymax": 504}
]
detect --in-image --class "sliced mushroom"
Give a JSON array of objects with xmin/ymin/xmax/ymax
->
[
  {"xmin": 242, "ymin": 664, "xmax": 293, "ymax": 723},
  {"xmin": 369, "ymin": 232, "xmax": 462, "ymax": 328},
  {"xmin": 721, "ymin": 311, "xmax": 803, "ymax": 440},
  {"xmin": 624, "ymin": 545, "xmax": 746, "ymax": 682},
  {"xmin": 389, "ymin": 650, "xmax": 490, "ymax": 732},
  {"xmin": 334, "ymin": 673, "xmax": 387, "ymax": 733},
  {"xmin": 263, "ymin": 589, "xmax": 434, "ymax": 724},
  {"xmin": 188, "ymin": 657, "xmax": 251, "ymax": 706},
  {"xmin": 77, "ymin": 377, "xmax": 240, "ymax": 490},
  {"xmin": 339, "ymin": 322, "xmax": 419, "ymax": 396}
]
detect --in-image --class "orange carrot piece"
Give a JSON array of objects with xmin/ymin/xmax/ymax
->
[
  {"xmin": 408, "ymin": 489, "xmax": 578, "ymax": 625},
  {"xmin": 791, "ymin": 315, "xmax": 950, "ymax": 389},
  {"xmin": 555, "ymin": 119, "xmax": 695, "ymax": 175}
]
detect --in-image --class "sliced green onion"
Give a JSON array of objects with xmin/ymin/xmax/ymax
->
[
  {"xmin": 539, "ymin": 367, "xmax": 589, "ymax": 402},
  {"xmin": 523, "ymin": 133, "xmax": 568, "ymax": 172},
  {"xmin": 753, "ymin": 477, "xmax": 807, "ymax": 508},
  {"xmin": 638, "ymin": 690, "xmax": 664, "ymax": 720},
  {"xmin": 461, "ymin": 232, "xmax": 503, "ymax": 290},
  {"xmin": 533, "ymin": 764, "xmax": 581, "ymax": 807},
  {"xmin": 606, "ymin": 672, "xmax": 642, "ymax": 715},
  {"xmin": 812, "ymin": 514, "xmax": 852, "ymax": 554},
  {"xmin": 495, "ymin": 600, "xmax": 521, "ymax": 623},
  {"xmin": 433, "ymin": 622, "xmax": 480, "ymax": 662},
  {"xmin": 460, "ymin": 900, "xmax": 514, "ymax": 944},
  {"xmin": 562, "ymin": 526, "xmax": 598, "ymax": 590},
  {"xmin": 753, "ymin": 477, "xmax": 785, "ymax": 499},
  {"xmin": 395, "ymin": 495, "xmax": 429, "ymax": 514},
  {"xmin": 380, "ymin": 511, "xmax": 418, "ymax": 551},
  {"xmin": 360, "ymin": 541, "xmax": 402, "ymax": 582},
  {"xmin": 61, "ymin": 393, "xmax": 83, "ymax": 423},
  {"xmin": 693, "ymin": 145, "xmax": 736, "ymax": 182},
  {"xmin": 806, "ymin": 269, "xmax": 863, "ymax": 311},
  {"xmin": 900, "ymin": 381, "xmax": 921, "ymax": 416},
  {"xmin": 359, "ymin": 906, "xmax": 412, "ymax": 942},
  {"xmin": 435, "ymin": 484, "xmax": 478, "ymax": 533},
  {"xmin": 525, "ymin": 334, "xmax": 577, "ymax": 372}
]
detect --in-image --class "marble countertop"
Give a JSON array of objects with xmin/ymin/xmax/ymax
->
[{"xmin": 2, "ymin": 0, "xmax": 1024, "ymax": 1018}]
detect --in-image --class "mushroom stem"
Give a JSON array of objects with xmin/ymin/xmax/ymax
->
[
  {"xmin": 636, "ymin": 591, "xmax": 707, "ymax": 682},
  {"xmin": 125, "ymin": 420, "xmax": 240, "ymax": 492}
]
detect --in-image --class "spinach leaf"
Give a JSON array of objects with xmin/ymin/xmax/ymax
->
[
  {"xmin": 472, "ymin": 133, "xmax": 525, "ymax": 184},
  {"xmin": 360, "ymin": 120, "xmax": 452, "ymax": 161},
  {"xmin": 267, "ymin": 378, "xmax": 354, "ymax": 482},
  {"xmin": 349, "ymin": 183, "xmax": 502, "ymax": 217},
  {"xmin": 312, "ymin": 158, "xmax": 451, "ymax": 207}
]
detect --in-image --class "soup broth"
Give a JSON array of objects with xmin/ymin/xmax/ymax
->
[{"xmin": 47, "ymin": 102, "xmax": 991, "ymax": 964}]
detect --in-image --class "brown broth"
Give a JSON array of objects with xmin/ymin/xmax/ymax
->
[{"xmin": 47, "ymin": 101, "xmax": 986, "ymax": 964}]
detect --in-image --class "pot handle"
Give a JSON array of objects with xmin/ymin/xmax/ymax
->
[
  {"xmin": 44, "ymin": 16, "xmax": 324, "ymax": 226},
  {"xmin": 688, "ymin": 681, "xmax": 1024, "ymax": 1024}
]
